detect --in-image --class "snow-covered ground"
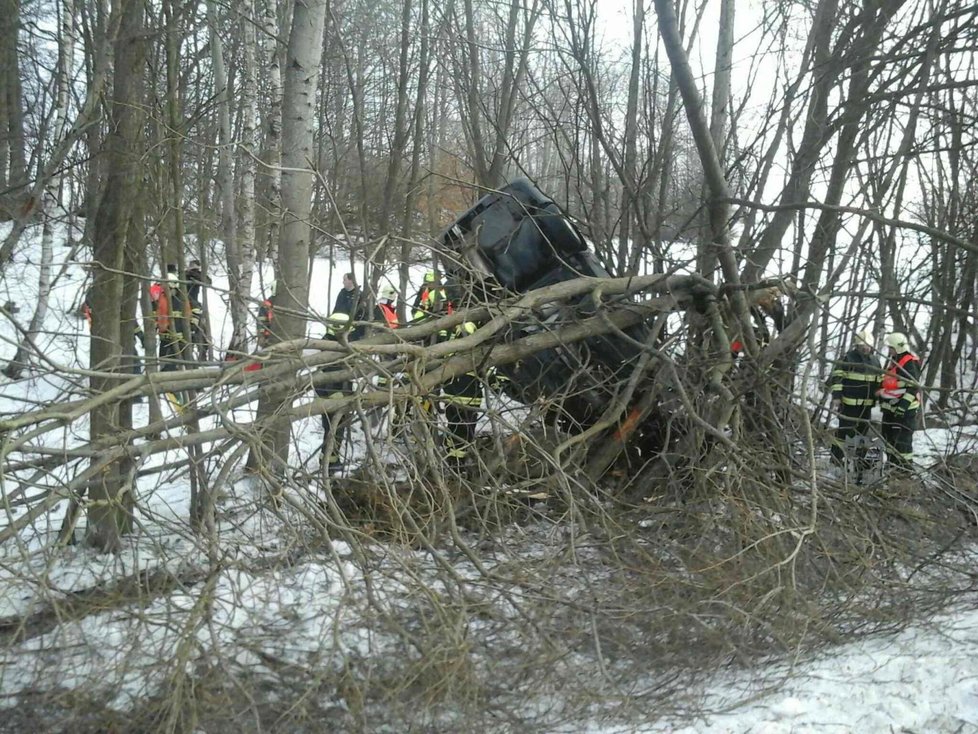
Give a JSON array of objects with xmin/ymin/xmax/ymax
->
[
  {"xmin": 605, "ymin": 602, "xmax": 978, "ymax": 732},
  {"xmin": 1, "ymin": 222, "xmax": 977, "ymax": 732}
]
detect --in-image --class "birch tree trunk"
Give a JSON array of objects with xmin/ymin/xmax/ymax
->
[
  {"xmin": 2, "ymin": 0, "xmax": 75, "ymax": 378},
  {"xmin": 256, "ymin": 0, "xmax": 286, "ymax": 263},
  {"xmin": 249, "ymin": 0, "xmax": 328, "ymax": 476},
  {"xmin": 208, "ymin": 0, "xmax": 247, "ymax": 357},
  {"xmin": 229, "ymin": 0, "xmax": 260, "ymax": 357}
]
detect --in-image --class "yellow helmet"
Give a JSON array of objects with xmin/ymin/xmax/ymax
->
[{"xmin": 325, "ymin": 311, "xmax": 350, "ymax": 336}]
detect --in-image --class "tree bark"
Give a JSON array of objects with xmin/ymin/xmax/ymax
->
[
  {"xmin": 248, "ymin": 0, "xmax": 329, "ymax": 476},
  {"xmin": 84, "ymin": 0, "xmax": 145, "ymax": 552},
  {"xmin": 256, "ymin": 0, "xmax": 286, "ymax": 263},
  {"xmin": 617, "ymin": 0, "xmax": 644, "ymax": 274}
]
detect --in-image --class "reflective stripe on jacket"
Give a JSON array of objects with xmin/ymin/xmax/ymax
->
[
  {"xmin": 879, "ymin": 352, "xmax": 921, "ymax": 412},
  {"xmin": 412, "ymin": 287, "xmax": 447, "ymax": 321},
  {"xmin": 828, "ymin": 348, "xmax": 879, "ymax": 407},
  {"xmin": 442, "ymin": 322, "xmax": 482, "ymax": 407}
]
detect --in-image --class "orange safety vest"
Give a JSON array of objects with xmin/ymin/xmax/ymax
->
[
  {"xmin": 879, "ymin": 352, "xmax": 920, "ymax": 400},
  {"xmin": 150, "ymin": 283, "xmax": 171, "ymax": 332},
  {"xmin": 378, "ymin": 302, "xmax": 398, "ymax": 328},
  {"xmin": 258, "ymin": 299, "xmax": 273, "ymax": 334}
]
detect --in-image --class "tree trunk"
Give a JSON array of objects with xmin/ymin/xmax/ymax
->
[
  {"xmin": 696, "ymin": 0, "xmax": 734, "ymax": 279},
  {"xmin": 379, "ymin": 0, "xmax": 415, "ymax": 236},
  {"xmin": 231, "ymin": 0, "xmax": 260, "ymax": 357},
  {"xmin": 256, "ymin": 0, "xmax": 286, "ymax": 263},
  {"xmin": 617, "ymin": 0, "xmax": 644, "ymax": 274},
  {"xmin": 248, "ymin": 0, "xmax": 329, "ymax": 476},
  {"xmin": 2, "ymin": 218, "xmax": 53, "ymax": 379},
  {"xmin": 210, "ymin": 0, "xmax": 249, "ymax": 358},
  {"xmin": 85, "ymin": 0, "xmax": 145, "ymax": 553},
  {"xmin": 1, "ymin": 0, "xmax": 27, "ymax": 195},
  {"xmin": 400, "ymin": 0, "xmax": 431, "ymax": 304},
  {"xmin": 2, "ymin": 0, "xmax": 76, "ymax": 378}
]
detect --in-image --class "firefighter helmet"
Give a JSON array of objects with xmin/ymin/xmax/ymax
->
[
  {"xmin": 379, "ymin": 286, "xmax": 396, "ymax": 303},
  {"xmin": 854, "ymin": 329, "xmax": 875, "ymax": 347},
  {"xmin": 326, "ymin": 311, "xmax": 350, "ymax": 336},
  {"xmin": 884, "ymin": 332, "xmax": 908, "ymax": 351}
]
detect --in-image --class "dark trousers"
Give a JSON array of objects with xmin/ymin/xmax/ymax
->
[
  {"xmin": 881, "ymin": 409, "xmax": 916, "ymax": 470},
  {"xmin": 159, "ymin": 334, "xmax": 187, "ymax": 371},
  {"xmin": 831, "ymin": 404, "xmax": 873, "ymax": 467},
  {"xmin": 445, "ymin": 404, "xmax": 479, "ymax": 458}
]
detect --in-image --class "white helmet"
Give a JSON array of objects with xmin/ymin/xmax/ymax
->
[
  {"xmin": 379, "ymin": 286, "xmax": 396, "ymax": 303},
  {"xmin": 854, "ymin": 329, "xmax": 875, "ymax": 347},
  {"xmin": 885, "ymin": 332, "xmax": 908, "ymax": 351}
]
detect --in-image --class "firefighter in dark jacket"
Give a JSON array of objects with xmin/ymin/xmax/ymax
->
[
  {"xmin": 185, "ymin": 259, "xmax": 210, "ymax": 360},
  {"xmin": 442, "ymin": 321, "xmax": 481, "ymax": 467},
  {"xmin": 334, "ymin": 272, "xmax": 366, "ymax": 339},
  {"xmin": 827, "ymin": 329, "xmax": 879, "ymax": 481},
  {"xmin": 150, "ymin": 268, "xmax": 189, "ymax": 371},
  {"xmin": 412, "ymin": 271, "xmax": 447, "ymax": 322},
  {"xmin": 877, "ymin": 332, "xmax": 922, "ymax": 472},
  {"xmin": 317, "ymin": 312, "xmax": 353, "ymax": 469}
]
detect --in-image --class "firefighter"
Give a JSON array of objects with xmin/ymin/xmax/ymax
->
[
  {"xmin": 150, "ymin": 268, "xmax": 188, "ymax": 371},
  {"xmin": 374, "ymin": 285, "xmax": 399, "ymax": 329},
  {"xmin": 827, "ymin": 328, "xmax": 879, "ymax": 482},
  {"xmin": 412, "ymin": 271, "xmax": 447, "ymax": 322},
  {"xmin": 185, "ymin": 259, "xmax": 210, "ymax": 304},
  {"xmin": 185, "ymin": 259, "xmax": 210, "ymax": 360},
  {"xmin": 877, "ymin": 332, "xmax": 922, "ymax": 472},
  {"xmin": 317, "ymin": 312, "xmax": 353, "ymax": 469},
  {"xmin": 441, "ymin": 321, "xmax": 482, "ymax": 469},
  {"xmin": 257, "ymin": 288, "xmax": 274, "ymax": 348}
]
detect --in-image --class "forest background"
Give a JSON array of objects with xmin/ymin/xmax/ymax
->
[{"xmin": 1, "ymin": 0, "xmax": 978, "ymax": 730}]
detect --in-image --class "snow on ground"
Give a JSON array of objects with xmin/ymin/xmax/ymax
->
[
  {"xmin": 2, "ymin": 222, "xmax": 978, "ymax": 731},
  {"xmin": 576, "ymin": 602, "xmax": 978, "ymax": 732},
  {"xmin": 3, "ymin": 454, "xmax": 978, "ymax": 732}
]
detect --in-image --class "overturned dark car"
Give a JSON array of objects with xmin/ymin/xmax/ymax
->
[{"xmin": 436, "ymin": 178, "xmax": 671, "ymax": 445}]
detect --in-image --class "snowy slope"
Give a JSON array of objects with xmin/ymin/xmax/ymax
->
[{"xmin": 1, "ymin": 222, "xmax": 978, "ymax": 732}]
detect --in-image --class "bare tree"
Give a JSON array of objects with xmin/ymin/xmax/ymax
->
[
  {"xmin": 249, "ymin": 0, "xmax": 329, "ymax": 475},
  {"xmin": 83, "ymin": 0, "xmax": 146, "ymax": 552}
]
